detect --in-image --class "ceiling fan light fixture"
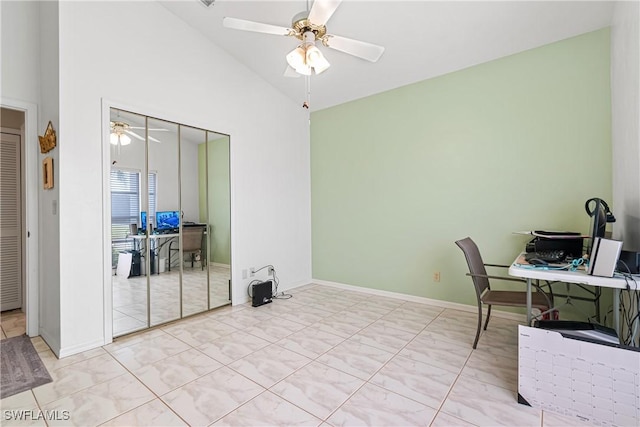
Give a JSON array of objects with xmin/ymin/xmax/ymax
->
[
  {"xmin": 306, "ymin": 45, "xmax": 330, "ymax": 74},
  {"xmin": 286, "ymin": 46, "xmax": 312, "ymax": 75},
  {"xmin": 119, "ymin": 134, "xmax": 132, "ymax": 146}
]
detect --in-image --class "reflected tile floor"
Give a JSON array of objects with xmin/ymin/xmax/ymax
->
[
  {"xmin": 112, "ymin": 265, "xmax": 231, "ymax": 337},
  {"xmin": 3, "ymin": 284, "xmax": 594, "ymax": 426}
]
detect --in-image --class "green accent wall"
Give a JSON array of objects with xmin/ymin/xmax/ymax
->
[
  {"xmin": 198, "ymin": 137, "xmax": 231, "ymax": 265},
  {"xmin": 311, "ymin": 29, "xmax": 612, "ymax": 313}
]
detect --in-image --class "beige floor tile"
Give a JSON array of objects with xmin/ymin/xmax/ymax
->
[
  {"xmin": 243, "ymin": 316, "xmax": 307, "ymax": 343},
  {"xmin": 461, "ymin": 350, "xmax": 518, "ymax": 390},
  {"xmin": 327, "ymin": 383, "xmax": 437, "ymax": 427},
  {"xmin": 42, "ymin": 373, "xmax": 154, "ymax": 427},
  {"xmin": 1, "ymin": 283, "xmax": 569, "ymax": 426},
  {"xmin": 110, "ymin": 334, "xmax": 191, "ymax": 371},
  {"xmin": 430, "ymin": 411, "xmax": 478, "ymax": 426},
  {"xmin": 161, "ymin": 367, "xmax": 264, "ymax": 426},
  {"xmin": 131, "ymin": 348, "xmax": 223, "ymax": 395},
  {"xmin": 399, "ymin": 330, "xmax": 472, "ymax": 374},
  {"xmin": 197, "ymin": 330, "xmax": 271, "ymax": 364},
  {"xmin": 270, "ymin": 361, "xmax": 364, "ymax": 420},
  {"xmin": 100, "ymin": 399, "xmax": 187, "ymax": 426},
  {"xmin": 276, "ymin": 325, "xmax": 345, "ymax": 359},
  {"xmin": 33, "ymin": 353, "xmax": 128, "ymax": 405},
  {"xmin": 0, "ymin": 390, "xmax": 39, "ymax": 412},
  {"xmin": 316, "ymin": 339, "xmax": 395, "ymax": 380},
  {"xmin": 440, "ymin": 376, "xmax": 541, "ymax": 427},
  {"xmin": 228, "ymin": 344, "xmax": 311, "ymax": 388},
  {"xmin": 370, "ymin": 354, "xmax": 457, "ymax": 409},
  {"xmin": 212, "ymin": 391, "xmax": 322, "ymax": 426},
  {"xmin": 349, "ymin": 321, "xmax": 417, "ymax": 353}
]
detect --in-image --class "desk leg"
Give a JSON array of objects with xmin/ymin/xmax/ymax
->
[
  {"xmin": 526, "ymin": 278, "xmax": 532, "ymax": 326},
  {"xmin": 614, "ymin": 288, "xmax": 620, "ymax": 337}
]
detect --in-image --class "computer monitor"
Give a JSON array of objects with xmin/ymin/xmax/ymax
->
[
  {"xmin": 140, "ymin": 211, "xmax": 147, "ymax": 232},
  {"xmin": 156, "ymin": 210, "xmax": 180, "ymax": 230}
]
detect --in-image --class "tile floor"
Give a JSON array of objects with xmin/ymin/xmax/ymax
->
[
  {"xmin": 113, "ymin": 265, "xmax": 231, "ymax": 337},
  {"xmin": 1, "ymin": 283, "xmax": 587, "ymax": 426}
]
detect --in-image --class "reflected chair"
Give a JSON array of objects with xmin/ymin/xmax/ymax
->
[
  {"xmin": 455, "ymin": 237, "xmax": 553, "ymax": 349},
  {"xmin": 169, "ymin": 226, "xmax": 206, "ymax": 271}
]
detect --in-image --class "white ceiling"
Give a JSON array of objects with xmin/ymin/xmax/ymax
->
[{"xmin": 159, "ymin": 0, "xmax": 614, "ymax": 111}]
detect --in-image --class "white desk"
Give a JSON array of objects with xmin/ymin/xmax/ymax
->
[
  {"xmin": 129, "ymin": 234, "xmax": 179, "ymax": 274},
  {"xmin": 508, "ymin": 254, "xmax": 629, "ymax": 333}
]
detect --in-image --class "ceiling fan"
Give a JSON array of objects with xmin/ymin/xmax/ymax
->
[
  {"xmin": 110, "ymin": 121, "xmax": 166, "ymax": 146},
  {"xmin": 222, "ymin": 0, "xmax": 385, "ymax": 76}
]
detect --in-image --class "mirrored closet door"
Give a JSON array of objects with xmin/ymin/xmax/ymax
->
[{"xmin": 110, "ymin": 108, "xmax": 231, "ymax": 338}]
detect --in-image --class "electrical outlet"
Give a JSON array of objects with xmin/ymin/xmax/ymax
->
[
  {"xmin": 250, "ymin": 267, "xmax": 255, "ymax": 277},
  {"xmin": 268, "ymin": 266, "xmax": 274, "ymax": 276},
  {"xmin": 433, "ymin": 272, "xmax": 441, "ymax": 282}
]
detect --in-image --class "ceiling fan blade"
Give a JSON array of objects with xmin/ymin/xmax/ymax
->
[
  {"xmin": 323, "ymin": 34, "xmax": 385, "ymax": 62},
  {"xmin": 125, "ymin": 130, "xmax": 162, "ymax": 143},
  {"xmin": 284, "ymin": 65, "xmax": 301, "ymax": 78},
  {"xmin": 124, "ymin": 129, "xmax": 145, "ymax": 141},
  {"xmin": 129, "ymin": 126, "xmax": 169, "ymax": 132},
  {"xmin": 308, "ymin": 0, "xmax": 342, "ymax": 26},
  {"xmin": 223, "ymin": 17, "xmax": 292, "ymax": 36}
]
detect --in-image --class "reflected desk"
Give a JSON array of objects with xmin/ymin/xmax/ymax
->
[
  {"xmin": 508, "ymin": 254, "xmax": 629, "ymax": 334},
  {"xmin": 130, "ymin": 234, "xmax": 179, "ymax": 274}
]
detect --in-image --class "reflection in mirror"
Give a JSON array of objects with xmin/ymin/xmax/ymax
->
[
  {"xmin": 109, "ymin": 107, "xmax": 231, "ymax": 337},
  {"xmin": 149, "ymin": 118, "xmax": 181, "ymax": 326},
  {"xmin": 206, "ymin": 133, "xmax": 231, "ymax": 309},
  {"xmin": 110, "ymin": 108, "xmax": 149, "ymax": 337},
  {"xmin": 180, "ymin": 126, "xmax": 209, "ymax": 316}
]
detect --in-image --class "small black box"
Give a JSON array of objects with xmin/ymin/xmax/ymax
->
[
  {"xmin": 619, "ymin": 249, "xmax": 640, "ymax": 274},
  {"xmin": 252, "ymin": 280, "xmax": 273, "ymax": 307}
]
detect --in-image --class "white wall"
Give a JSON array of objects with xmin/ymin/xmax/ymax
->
[
  {"xmin": 57, "ymin": 1, "xmax": 311, "ymax": 355},
  {"xmin": 1, "ymin": 0, "xmax": 61, "ymax": 353},
  {"xmin": 38, "ymin": 0, "xmax": 61, "ymax": 354},
  {"xmin": 611, "ymin": 1, "xmax": 640, "ymax": 251}
]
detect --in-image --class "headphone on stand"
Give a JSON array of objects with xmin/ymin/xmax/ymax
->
[{"xmin": 585, "ymin": 198, "xmax": 616, "ymax": 223}]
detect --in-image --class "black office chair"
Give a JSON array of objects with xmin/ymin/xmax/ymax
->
[
  {"xmin": 169, "ymin": 226, "xmax": 206, "ymax": 271},
  {"xmin": 455, "ymin": 237, "xmax": 553, "ymax": 349}
]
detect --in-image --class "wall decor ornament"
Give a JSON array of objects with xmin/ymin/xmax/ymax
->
[
  {"xmin": 38, "ymin": 121, "xmax": 56, "ymax": 153},
  {"xmin": 43, "ymin": 157, "xmax": 53, "ymax": 189}
]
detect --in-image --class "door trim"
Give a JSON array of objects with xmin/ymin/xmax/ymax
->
[{"xmin": 1, "ymin": 98, "xmax": 39, "ymax": 337}]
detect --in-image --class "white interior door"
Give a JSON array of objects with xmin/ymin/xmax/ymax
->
[{"xmin": 0, "ymin": 131, "xmax": 22, "ymax": 311}]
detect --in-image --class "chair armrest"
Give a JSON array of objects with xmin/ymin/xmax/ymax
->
[
  {"xmin": 484, "ymin": 263, "xmax": 511, "ymax": 269},
  {"xmin": 466, "ymin": 273, "xmax": 526, "ymax": 283}
]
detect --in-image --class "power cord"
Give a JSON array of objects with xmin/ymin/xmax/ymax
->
[{"xmin": 246, "ymin": 264, "xmax": 292, "ymax": 300}]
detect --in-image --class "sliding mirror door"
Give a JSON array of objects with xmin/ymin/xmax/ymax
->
[
  {"xmin": 180, "ymin": 126, "xmax": 209, "ymax": 316},
  {"xmin": 148, "ymin": 118, "xmax": 181, "ymax": 326},
  {"xmin": 110, "ymin": 109, "xmax": 149, "ymax": 336},
  {"xmin": 109, "ymin": 108, "xmax": 231, "ymax": 338},
  {"xmin": 206, "ymin": 133, "xmax": 231, "ymax": 309}
]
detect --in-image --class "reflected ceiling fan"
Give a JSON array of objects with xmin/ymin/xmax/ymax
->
[
  {"xmin": 223, "ymin": 0, "xmax": 385, "ymax": 76},
  {"xmin": 110, "ymin": 121, "xmax": 167, "ymax": 146}
]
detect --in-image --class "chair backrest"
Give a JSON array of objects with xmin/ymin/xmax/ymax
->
[
  {"xmin": 455, "ymin": 237, "xmax": 490, "ymax": 297},
  {"xmin": 182, "ymin": 226, "xmax": 205, "ymax": 252}
]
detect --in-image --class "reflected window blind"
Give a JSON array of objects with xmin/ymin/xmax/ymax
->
[
  {"xmin": 111, "ymin": 169, "xmax": 140, "ymax": 259},
  {"xmin": 110, "ymin": 170, "xmax": 158, "ymax": 265},
  {"xmin": 148, "ymin": 172, "xmax": 157, "ymax": 225}
]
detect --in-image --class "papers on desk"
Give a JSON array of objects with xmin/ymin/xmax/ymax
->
[{"xmin": 513, "ymin": 231, "xmax": 590, "ymax": 239}]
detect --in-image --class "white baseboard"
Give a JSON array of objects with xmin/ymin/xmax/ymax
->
[
  {"xmin": 38, "ymin": 329, "xmax": 61, "ymax": 358},
  {"xmin": 306, "ymin": 279, "xmax": 526, "ymax": 322},
  {"xmin": 58, "ymin": 338, "xmax": 106, "ymax": 359}
]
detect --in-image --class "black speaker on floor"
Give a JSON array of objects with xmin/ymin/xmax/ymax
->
[
  {"xmin": 252, "ymin": 280, "xmax": 273, "ymax": 307},
  {"xmin": 128, "ymin": 250, "xmax": 141, "ymax": 277}
]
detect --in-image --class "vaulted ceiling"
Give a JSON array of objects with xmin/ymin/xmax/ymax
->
[{"xmin": 160, "ymin": 1, "xmax": 614, "ymax": 111}]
